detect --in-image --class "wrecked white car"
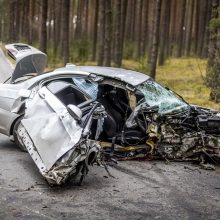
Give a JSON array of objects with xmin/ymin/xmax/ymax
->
[
  {"xmin": 0, "ymin": 44, "xmax": 220, "ymax": 185},
  {"xmin": 0, "ymin": 44, "xmax": 105, "ymax": 185}
]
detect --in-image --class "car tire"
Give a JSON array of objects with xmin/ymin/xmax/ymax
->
[{"xmin": 13, "ymin": 117, "xmax": 27, "ymax": 152}]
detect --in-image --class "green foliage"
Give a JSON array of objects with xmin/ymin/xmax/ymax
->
[
  {"xmin": 137, "ymin": 56, "xmax": 149, "ymax": 73},
  {"xmin": 206, "ymin": 6, "xmax": 220, "ymax": 103},
  {"xmin": 206, "ymin": 59, "xmax": 220, "ymax": 102},
  {"xmin": 209, "ymin": 18, "xmax": 220, "ymax": 30},
  {"xmin": 123, "ymin": 41, "xmax": 135, "ymax": 59},
  {"xmin": 209, "ymin": 7, "xmax": 220, "ymax": 31},
  {"xmin": 47, "ymin": 46, "xmax": 62, "ymax": 68},
  {"xmin": 70, "ymin": 34, "xmax": 92, "ymax": 62}
]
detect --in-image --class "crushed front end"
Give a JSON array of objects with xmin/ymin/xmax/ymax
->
[{"xmin": 148, "ymin": 106, "xmax": 220, "ymax": 169}]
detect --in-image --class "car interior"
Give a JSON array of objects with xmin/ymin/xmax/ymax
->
[
  {"xmin": 46, "ymin": 78, "xmax": 146, "ymax": 146},
  {"xmin": 92, "ymin": 84, "xmax": 146, "ymax": 145},
  {"xmin": 47, "ymin": 80, "xmax": 90, "ymax": 106},
  {"xmin": 46, "ymin": 80, "xmax": 95, "ymax": 122}
]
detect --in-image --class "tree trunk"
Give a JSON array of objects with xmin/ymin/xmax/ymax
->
[
  {"xmin": 24, "ymin": 0, "xmax": 30, "ymax": 42},
  {"xmin": 53, "ymin": 0, "xmax": 62, "ymax": 58},
  {"xmin": 148, "ymin": 0, "xmax": 161, "ymax": 79},
  {"xmin": 40, "ymin": 0, "xmax": 48, "ymax": 53},
  {"xmin": 120, "ymin": 0, "xmax": 128, "ymax": 62},
  {"xmin": 114, "ymin": 0, "xmax": 122, "ymax": 66},
  {"xmin": 168, "ymin": 0, "xmax": 177, "ymax": 56},
  {"xmin": 75, "ymin": 0, "xmax": 82, "ymax": 40},
  {"xmin": 103, "ymin": 0, "xmax": 112, "ymax": 66},
  {"xmin": 131, "ymin": 0, "xmax": 136, "ymax": 42},
  {"xmin": 83, "ymin": 0, "xmax": 89, "ymax": 35},
  {"xmin": 177, "ymin": 0, "xmax": 186, "ymax": 57},
  {"xmin": 140, "ymin": 0, "xmax": 149, "ymax": 57},
  {"xmin": 124, "ymin": 0, "xmax": 133, "ymax": 41},
  {"xmin": 47, "ymin": 1, "xmax": 52, "ymax": 43},
  {"xmin": 92, "ymin": 0, "xmax": 99, "ymax": 61},
  {"xmin": 206, "ymin": 0, "xmax": 220, "ymax": 102},
  {"xmin": 202, "ymin": 0, "xmax": 213, "ymax": 57},
  {"xmin": 159, "ymin": 0, "xmax": 171, "ymax": 65},
  {"xmin": 14, "ymin": 0, "xmax": 20, "ymax": 42},
  {"xmin": 19, "ymin": 1, "xmax": 25, "ymax": 40},
  {"xmin": 69, "ymin": 0, "xmax": 75, "ymax": 41},
  {"xmin": 184, "ymin": 0, "xmax": 194, "ymax": 56},
  {"xmin": 97, "ymin": 0, "xmax": 105, "ymax": 66},
  {"xmin": 28, "ymin": 0, "xmax": 34, "ymax": 44},
  {"xmin": 9, "ymin": 1, "xmax": 15, "ymax": 42},
  {"xmin": 135, "ymin": 0, "xmax": 143, "ymax": 59},
  {"xmin": 197, "ymin": 0, "xmax": 207, "ymax": 57},
  {"xmin": 194, "ymin": 0, "xmax": 200, "ymax": 54},
  {"xmin": 62, "ymin": 0, "xmax": 70, "ymax": 65}
]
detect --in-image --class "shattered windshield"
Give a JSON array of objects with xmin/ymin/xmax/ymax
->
[{"xmin": 137, "ymin": 80, "xmax": 189, "ymax": 114}]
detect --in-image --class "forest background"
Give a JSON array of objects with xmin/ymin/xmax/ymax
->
[{"xmin": 0, "ymin": 0, "xmax": 220, "ymax": 109}]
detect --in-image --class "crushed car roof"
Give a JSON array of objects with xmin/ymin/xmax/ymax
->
[{"xmin": 56, "ymin": 66, "xmax": 150, "ymax": 86}]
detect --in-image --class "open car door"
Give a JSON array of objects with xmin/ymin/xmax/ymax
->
[
  {"xmin": 17, "ymin": 83, "xmax": 105, "ymax": 185},
  {"xmin": 0, "ymin": 48, "xmax": 13, "ymax": 83},
  {"xmin": 5, "ymin": 43, "xmax": 47, "ymax": 83}
]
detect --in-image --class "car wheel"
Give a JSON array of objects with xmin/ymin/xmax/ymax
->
[{"xmin": 13, "ymin": 117, "xmax": 27, "ymax": 152}]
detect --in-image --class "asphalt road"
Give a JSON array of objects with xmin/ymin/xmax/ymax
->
[{"xmin": 0, "ymin": 133, "xmax": 219, "ymax": 220}]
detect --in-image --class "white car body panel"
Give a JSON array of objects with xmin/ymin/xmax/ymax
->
[{"xmin": 21, "ymin": 87, "xmax": 83, "ymax": 170}]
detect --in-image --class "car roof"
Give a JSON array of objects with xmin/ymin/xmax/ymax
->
[
  {"xmin": 55, "ymin": 66, "xmax": 150, "ymax": 86},
  {"xmin": 5, "ymin": 66, "xmax": 149, "ymax": 89}
]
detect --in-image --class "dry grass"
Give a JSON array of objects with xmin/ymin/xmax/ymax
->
[{"xmin": 156, "ymin": 58, "xmax": 220, "ymax": 110}]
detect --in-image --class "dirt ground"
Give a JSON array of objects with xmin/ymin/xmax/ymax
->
[{"xmin": 0, "ymin": 133, "xmax": 219, "ymax": 220}]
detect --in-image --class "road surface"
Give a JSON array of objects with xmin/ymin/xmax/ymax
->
[{"xmin": 0, "ymin": 134, "xmax": 219, "ymax": 220}]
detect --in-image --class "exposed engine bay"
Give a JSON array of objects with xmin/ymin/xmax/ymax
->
[{"xmin": 145, "ymin": 106, "xmax": 220, "ymax": 168}]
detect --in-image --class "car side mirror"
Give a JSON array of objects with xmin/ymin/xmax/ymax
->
[{"xmin": 67, "ymin": 104, "xmax": 82, "ymax": 121}]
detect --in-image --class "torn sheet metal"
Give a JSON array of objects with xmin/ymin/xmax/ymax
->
[
  {"xmin": 17, "ymin": 86, "xmax": 106, "ymax": 185},
  {"xmin": 21, "ymin": 87, "xmax": 83, "ymax": 170},
  {"xmin": 18, "ymin": 87, "xmax": 85, "ymax": 184},
  {"xmin": 150, "ymin": 109, "xmax": 220, "ymax": 168},
  {"xmin": 18, "ymin": 122, "xmax": 101, "ymax": 185},
  {"xmin": 103, "ymin": 103, "xmax": 220, "ymax": 169}
]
